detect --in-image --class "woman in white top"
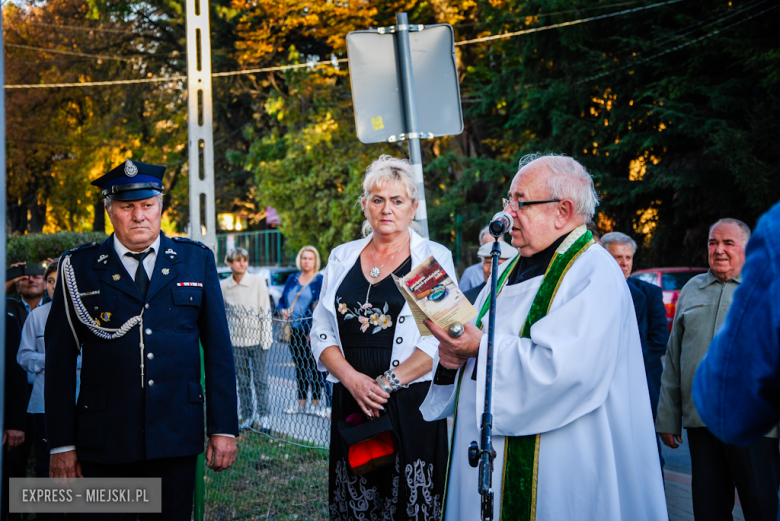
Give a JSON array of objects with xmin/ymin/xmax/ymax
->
[
  {"xmin": 17, "ymin": 259, "xmax": 81, "ymax": 480},
  {"xmin": 311, "ymin": 155, "xmax": 454, "ymax": 520}
]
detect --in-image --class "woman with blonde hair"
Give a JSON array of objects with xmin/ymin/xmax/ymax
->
[
  {"xmin": 311, "ymin": 155, "xmax": 452, "ymax": 519},
  {"xmin": 280, "ymin": 245, "xmax": 325, "ymax": 416}
]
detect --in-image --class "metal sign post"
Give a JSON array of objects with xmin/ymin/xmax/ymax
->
[
  {"xmin": 346, "ymin": 14, "xmax": 463, "ymax": 239},
  {"xmin": 394, "ymin": 12, "xmax": 428, "ymax": 237},
  {"xmin": 186, "ymin": 0, "xmax": 216, "ymax": 251}
]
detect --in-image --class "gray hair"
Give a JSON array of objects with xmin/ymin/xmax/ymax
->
[
  {"xmin": 478, "ymin": 225, "xmax": 504, "ymax": 244},
  {"xmin": 709, "ymin": 218, "xmax": 751, "ymax": 243},
  {"xmin": 601, "ymin": 232, "xmax": 637, "ymax": 254},
  {"xmin": 225, "ymin": 248, "xmax": 249, "ymax": 264},
  {"xmin": 104, "ymin": 193, "xmax": 163, "ymax": 213},
  {"xmin": 479, "ymin": 226, "xmax": 491, "ymax": 244},
  {"xmin": 360, "ymin": 155, "xmax": 422, "ymax": 237},
  {"xmin": 516, "ymin": 153, "xmax": 600, "ymax": 220}
]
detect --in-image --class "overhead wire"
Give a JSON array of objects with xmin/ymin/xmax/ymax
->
[
  {"xmin": 6, "ymin": 43, "xmax": 133, "ymax": 62},
  {"xmin": 456, "ymin": 0, "xmax": 647, "ymax": 27},
  {"xmin": 24, "ymin": 21, "xmax": 153, "ymax": 35},
  {"xmin": 454, "ymin": 0, "xmax": 685, "ymax": 46},
  {"xmin": 555, "ymin": 0, "xmax": 769, "ymax": 80},
  {"xmin": 2, "ymin": 0, "xmax": 758, "ymax": 90},
  {"xmin": 576, "ymin": 2, "xmax": 779, "ymax": 84}
]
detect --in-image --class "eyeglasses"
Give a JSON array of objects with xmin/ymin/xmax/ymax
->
[{"xmin": 501, "ymin": 198, "xmax": 561, "ymax": 211}]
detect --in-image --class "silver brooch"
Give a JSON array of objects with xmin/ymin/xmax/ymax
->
[{"xmin": 124, "ymin": 159, "xmax": 138, "ymax": 178}]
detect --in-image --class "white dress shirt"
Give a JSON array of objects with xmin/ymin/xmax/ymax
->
[{"xmin": 114, "ymin": 234, "xmax": 160, "ymax": 280}]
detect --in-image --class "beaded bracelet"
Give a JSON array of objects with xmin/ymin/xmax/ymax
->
[{"xmin": 382, "ymin": 369, "xmax": 407, "ymax": 392}]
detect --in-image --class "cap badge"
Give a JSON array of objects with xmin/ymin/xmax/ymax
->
[
  {"xmin": 124, "ymin": 159, "xmax": 139, "ymax": 178},
  {"xmin": 162, "ymin": 268, "xmax": 170, "ymax": 275},
  {"xmin": 112, "ymin": 274, "xmax": 121, "ymax": 281}
]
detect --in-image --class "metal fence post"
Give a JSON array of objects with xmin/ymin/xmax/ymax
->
[{"xmin": 395, "ymin": 12, "xmax": 429, "ymax": 239}]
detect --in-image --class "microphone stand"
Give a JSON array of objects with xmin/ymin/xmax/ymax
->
[{"xmin": 468, "ymin": 236, "xmax": 501, "ymax": 520}]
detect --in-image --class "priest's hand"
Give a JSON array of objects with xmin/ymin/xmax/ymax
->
[
  {"xmin": 659, "ymin": 433, "xmax": 683, "ymax": 449},
  {"xmin": 424, "ymin": 319, "xmax": 482, "ymax": 370}
]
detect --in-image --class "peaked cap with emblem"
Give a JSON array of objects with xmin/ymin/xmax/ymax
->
[{"xmin": 91, "ymin": 159, "xmax": 166, "ymax": 201}]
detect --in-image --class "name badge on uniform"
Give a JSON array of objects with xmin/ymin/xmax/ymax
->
[{"xmin": 177, "ymin": 282, "xmax": 203, "ymax": 287}]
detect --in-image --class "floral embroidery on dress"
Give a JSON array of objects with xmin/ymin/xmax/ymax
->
[{"xmin": 337, "ymin": 296, "xmax": 394, "ymax": 334}]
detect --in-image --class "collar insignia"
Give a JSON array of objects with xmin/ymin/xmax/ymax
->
[
  {"xmin": 124, "ymin": 159, "xmax": 138, "ymax": 177},
  {"xmin": 112, "ymin": 274, "xmax": 121, "ymax": 281},
  {"xmin": 162, "ymin": 268, "xmax": 170, "ymax": 275},
  {"xmin": 97, "ymin": 254, "xmax": 109, "ymax": 264},
  {"xmin": 165, "ymin": 248, "xmax": 177, "ymax": 255}
]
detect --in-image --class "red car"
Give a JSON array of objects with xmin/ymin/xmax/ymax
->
[{"xmin": 630, "ymin": 268, "xmax": 708, "ymax": 332}]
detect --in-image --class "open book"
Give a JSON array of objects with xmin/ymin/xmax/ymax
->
[{"xmin": 392, "ymin": 256, "xmax": 478, "ymax": 336}]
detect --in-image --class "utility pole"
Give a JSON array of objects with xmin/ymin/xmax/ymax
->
[{"xmin": 186, "ymin": 0, "xmax": 216, "ymax": 251}]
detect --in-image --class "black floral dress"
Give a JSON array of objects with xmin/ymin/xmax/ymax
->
[{"xmin": 329, "ymin": 256, "xmax": 447, "ymax": 521}]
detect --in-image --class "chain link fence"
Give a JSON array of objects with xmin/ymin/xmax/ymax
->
[{"xmin": 203, "ymin": 305, "xmax": 331, "ymax": 520}]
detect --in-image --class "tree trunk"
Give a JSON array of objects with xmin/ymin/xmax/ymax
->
[
  {"xmin": 93, "ymin": 199, "xmax": 105, "ymax": 232},
  {"xmin": 28, "ymin": 196, "xmax": 46, "ymax": 233}
]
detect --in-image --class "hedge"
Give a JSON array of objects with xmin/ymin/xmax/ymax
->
[{"xmin": 6, "ymin": 231, "xmax": 108, "ymax": 265}]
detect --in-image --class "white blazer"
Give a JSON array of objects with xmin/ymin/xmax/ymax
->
[{"xmin": 311, "ymin": 229, "xmax": 457, "ymax": 384}]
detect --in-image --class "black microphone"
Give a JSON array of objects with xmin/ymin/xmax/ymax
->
[{"xmin": 488, "ymin": 211, "xmax": 513, "ymax": 238}]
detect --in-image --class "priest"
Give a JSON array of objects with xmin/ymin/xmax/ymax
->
[{"xmin": 421, "ymin": 154, "xmax": 667, "ymax": 520}]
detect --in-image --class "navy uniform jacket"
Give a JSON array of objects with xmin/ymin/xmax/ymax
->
[
  {"xmin": 44, "ymin": 233, "xmax": 238, "ymax": 464},
  {"xmin": 628, "ymin": 277, "xmax": 669, "ymax": 418}
]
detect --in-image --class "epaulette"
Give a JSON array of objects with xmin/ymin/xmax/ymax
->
[
  {"xmin": 172, "ymin": 236, "xmax": 208, "ymax": 249},
  {"xmin": 66, "ymin": 242, "xmax": 99, "ymax": 256}
]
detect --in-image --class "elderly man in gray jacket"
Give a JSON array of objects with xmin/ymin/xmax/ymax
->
[{"xmin": 656, "ymin": 218, "xmax": 779, "ymax": 521}]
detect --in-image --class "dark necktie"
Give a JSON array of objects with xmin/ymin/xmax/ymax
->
[{"xmin": 129, "ymin": 250, "xmax": 152, "ymax": 298}]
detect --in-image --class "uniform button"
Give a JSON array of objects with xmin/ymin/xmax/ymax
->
[
  {"xmin": 147, "ymin": 353, "xmax": 154, "ymax": 360},
  {"xmin": 145, "ymin": 328, "xmax": 152, "ymax": 335},
  {"xmin": 399, "ymin": 317, "xmax": 405, "ymax": 323},
  {"xmin": 189, "ymin": 296, "xmax": 193, "ymax": 301},
  {"xmin": 145, "ymin": 304, "xmax": 150, "ymax": 309},
  {"xmin": 319, "ymin": 334, "xmax": 326, "ymax": 340},
  {"xmin": 84, "ymin": 405, "xmax": 88, "ymax": 409},
  {"xmin": 395, "ymin": 337, "xmax": 403, "ymax": 344},
  {"xmin": 392, "ymin": 360, "xmax": 399, "ymax": 367},
  {"xmin": 148, "ymin": 380, "xmax": 154, "ymax": 386},
  {"xmin": 94, "ymin": 306, "xmax": 99, "ymax": 311}
]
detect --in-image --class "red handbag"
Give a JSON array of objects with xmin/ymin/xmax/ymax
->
[{"xmin": 338, "ymin": 413, "xmax": 397, "ymax": 475}]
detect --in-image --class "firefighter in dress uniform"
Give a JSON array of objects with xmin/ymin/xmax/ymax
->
[{"xmin": 44, "ymin": 159, "xmax": 239, "ymax": 520}]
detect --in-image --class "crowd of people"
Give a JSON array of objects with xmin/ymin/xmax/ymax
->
[{"xmin": 2, "ymin": 152, "xmax": 779, "ymax": 521}]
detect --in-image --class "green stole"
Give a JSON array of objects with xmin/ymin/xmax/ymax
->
[{"xmin": 442, "ymin": 227, "xmax": 594, "ymax": 521}]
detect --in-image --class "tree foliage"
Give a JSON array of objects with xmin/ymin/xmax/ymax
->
[{"xmin": 5, "ymin": 0, "xmax": 778, "ymax": 271}]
